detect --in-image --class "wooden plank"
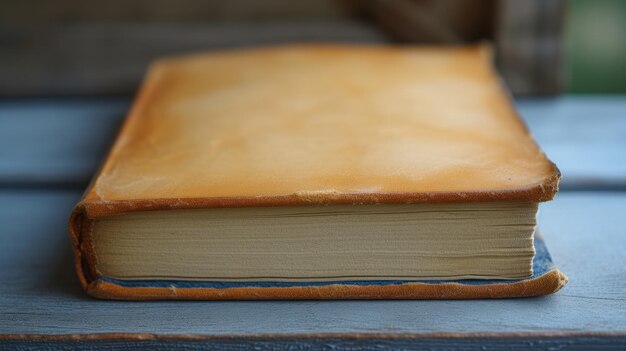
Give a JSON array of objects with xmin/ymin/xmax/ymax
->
[
  {"xmin": 1, "ymin": 96, "xmax": 625, "ymax": 189},
  {"xmin": 0, "ymin": 191, "xmax": 624, "ymax": 347},
  {"xmin": 518, "ymin": 96, "xmax": 626, "ymax": 190},
  {"xmin": 2, "ymin": 336, "xmax": 625, "ymax": 350},
  {"xmin": 0, "ymin": 99, "xmax": 128, "ymax": 187}
]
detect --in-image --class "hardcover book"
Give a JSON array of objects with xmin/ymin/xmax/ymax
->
[{"xmin": 69, "ymin": 44, "xmax": 567, "ymax": 300}]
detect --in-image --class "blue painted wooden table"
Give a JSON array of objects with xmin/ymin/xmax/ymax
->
[{"xmin": 1, "ymin": 96, "xmax": 625, "ymax": 350}]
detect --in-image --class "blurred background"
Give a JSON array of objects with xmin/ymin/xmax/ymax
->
[
  {"xmin": 0, "ymin": 0, "xmax": 625, "ymax": 191},
  {"xmin": 0, "ymin": 0, "xmax": 624, "ymax": 97}
]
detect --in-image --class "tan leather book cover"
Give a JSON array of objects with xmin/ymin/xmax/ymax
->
[{"xmin": 69, "ymin": 44, "xmax": 565, "ymax": 300}]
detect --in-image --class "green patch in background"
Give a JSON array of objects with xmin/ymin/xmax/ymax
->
[{"xmin": 566, "ymin": 0, "xmax": 626, "ymax": 93}]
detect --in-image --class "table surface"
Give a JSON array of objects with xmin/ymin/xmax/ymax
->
[{"xmin": 1, "ymin": 95, "xmax": 625, "ymax": 350}]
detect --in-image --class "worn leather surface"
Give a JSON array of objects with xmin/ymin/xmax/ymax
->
[
  {"xmin": 78, "ymin": 44, "xmax": 559, "ymax": 217},
  {"xmin": 68, "ymin": 44, "xmax": 563, "ymax": 300}
]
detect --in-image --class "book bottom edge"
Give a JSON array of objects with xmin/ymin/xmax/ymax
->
[{"xmin": 81, "ymin": 236, "xmax": 568, "ymax": 300}]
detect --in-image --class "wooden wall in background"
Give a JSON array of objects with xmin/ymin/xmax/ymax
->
[
  {"xmin": 0, "ymin": 0, "xmax": 350, "ymax": 21},
  {"xmin": 495, "ymin": 0, "xmax": 565, "ymax": 95},
  {"xmin": 0, "ymin": 0, "xmax": 564, "ymax": 96}
]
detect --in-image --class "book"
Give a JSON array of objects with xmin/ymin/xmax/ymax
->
[{"xmin": 69, "ymin": 44, "xmax": 567, "ymax": 300}]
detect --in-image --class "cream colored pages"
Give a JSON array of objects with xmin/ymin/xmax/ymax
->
[{"xmin": 91, "ymin": 202, "xmax": 537, "ymax": 281}]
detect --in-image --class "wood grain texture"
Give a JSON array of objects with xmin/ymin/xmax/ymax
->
[
  {"xmin": 0, "ymin": 191, "xmax": 624, "ymax": 341},
  {"xmin": 2, "ymin": 335, "xmax": 626, "ymax": 350},
  {"xmin": 2, "ymin": 96, "xmax": 625, "ymax": 190}
]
